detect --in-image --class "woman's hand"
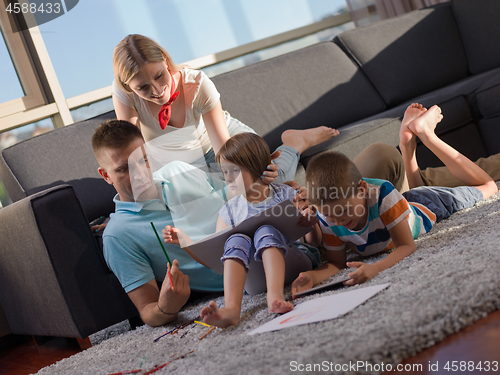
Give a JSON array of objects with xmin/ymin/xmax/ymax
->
[{"xmin": 261, "ymin": 150, "xmax": 281, "ymax": 184}]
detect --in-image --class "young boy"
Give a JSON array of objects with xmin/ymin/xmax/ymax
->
[{"xmin": 291, "ymin": 104, "xmax": 498, "ymax": 297}]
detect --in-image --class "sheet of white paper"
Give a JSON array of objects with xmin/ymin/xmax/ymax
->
[
  {"xmin": 248, "ymin": 283, "xmax": 390, "ymax": 335},
  {"xmin": 188, "ymin": 200, "xmax": 312, "ymax": 274}
]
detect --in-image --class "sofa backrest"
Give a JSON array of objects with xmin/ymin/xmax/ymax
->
[
  {"xmin": 212, "ymin": 42, "xmax": 386, "ymax": 152},
  {"xmin": 0, "ymin": 112, "xmax": 116, "ymax": 220},
  {"xmin": 334, "ymin": 3, "xmax": 469, "ymax": 108},
  {"xmin": 452, "ymin": 0, "xmax": 500, "ymax": 75}
]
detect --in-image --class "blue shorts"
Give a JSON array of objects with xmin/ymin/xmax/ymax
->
[
  {"xmin": 403, "ymin": 185, "xmax": 483, "ymax": 223},
  {"xmin": 221, "ymin": 225, "xmax": 320, "ymax": 269}
]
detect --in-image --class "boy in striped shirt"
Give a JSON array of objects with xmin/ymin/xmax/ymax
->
[{"xmin": 291, "ymin": 104, "xmax": 497, "ymax": 296}]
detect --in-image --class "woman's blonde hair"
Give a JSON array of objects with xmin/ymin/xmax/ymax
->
[{"xmin": 113, "ymin": 34, "xmax": 184, "ymax": 93}]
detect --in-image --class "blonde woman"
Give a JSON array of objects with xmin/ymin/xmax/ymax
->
[{"xmin": 112, "ymin": 34, "xmax": 339, "ymax": 183}]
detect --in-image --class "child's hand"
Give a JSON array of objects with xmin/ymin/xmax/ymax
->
[
  {"xmin": 344, "ymin": 262, "xmax": 379, "ymax": 285},
  {"xmin": 162, "ymin": 225, "xmax": 182, "ymax": 245},
  {"xmin": 291, "ymin": 272, "xmax": 314, "ymax": 299},
  {"xmin": 284, "ymin": 181, "xmax": 309, "ymax": 210},
  {"xmin": 297, "ymin": 206, "xmax": 319, "ymax": 227},
  {"xmin": 294, "ymin": 187, "xmax": 309, "ymax": 211}
]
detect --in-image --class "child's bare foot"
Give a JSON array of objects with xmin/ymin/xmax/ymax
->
[
  {"xmin": 267, "ymin": 292, "xmax": 293, "ymax": 314},
  {"xmin": 268, "ymin": 298, "xmax": 294, "ymax": 314},
  {"xmin": 281, "ymin": 126, "xmax": 339, "ymax": 154},
  {"xmin": 200, "ymin": 300, "xmax": 240, "ymax": 328},
  {"xmin": 408, "ymin": 105, "xmax": 443, "ymax": 143},
  {"xmin": 400, "ymin": 103, "xmax": 426, "ymax": 147}
]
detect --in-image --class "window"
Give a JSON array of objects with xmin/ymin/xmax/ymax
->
[
  {"xmin": 0, "ymin": 0, "xmax": 350, "ymax": 133},
  {"xmin": 37, "ymin": 0, "xmax": 348, "ymax": 99},
  {"xmin": 0, "ymin": 30, "xmax": 24, "ymax": 103}
]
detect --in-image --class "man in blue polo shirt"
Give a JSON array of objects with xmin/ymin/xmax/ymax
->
[{"xmin": 92, "ymin": 120, "xmax": 224, "ymax": 326}]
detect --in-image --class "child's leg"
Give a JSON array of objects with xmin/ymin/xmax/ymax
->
[
  {"xmin": 281, "ymin": 127, "xmax": 339, "ymax": 155},
  {"xmin": 399, "ymin": 103, "xmax": 428, "ymax": 189},
  {"xmin": 201, "ymin": 234, "xmax": 251, "ymax": 328},
  {"xmin": 254, "ymin": 225, "xmax": 313, "ymax": 314},
  {"xmin": 353, "ymin": 142, "xmax": 409, "ymax": 193},
  {"xmin": 409, "ymin": 105, "xmax": 498, "ymax": 199},
  {"xmin": 201, "ymin": 259, "xmax": 247, "ymax": 328},
  {"xmin": 419, "ymin": 153, "xmax": 500, "ymax": 187},
  {"xmin": 260, "ymin": 247, "xmax": 294, "ymax": 314}
]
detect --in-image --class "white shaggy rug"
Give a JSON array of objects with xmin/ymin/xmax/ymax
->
[{"xmin": 36, "ymin": 183, "xmax": 500, "ymax": 375}]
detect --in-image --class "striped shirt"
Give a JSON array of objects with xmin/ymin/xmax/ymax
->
[{"xmin": 318, "ymin": 178, "xmax": 436, "ymax": 256}]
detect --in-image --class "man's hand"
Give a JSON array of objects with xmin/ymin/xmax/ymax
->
[
  {"xmin": 291, "ymin": 272, "xmax": 314, "ymax": 299},
  {"xmin": 157, "ymin": 260, "xmax": 190, "ymax": 315},
  {"xmin": 344, "ymin": 261, "xmax": 379, "ymax": 285}
]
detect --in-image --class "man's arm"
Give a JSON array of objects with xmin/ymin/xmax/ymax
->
[{"xmin": 127, "ymin": 260, "xmax": 190, "ymax": 327}]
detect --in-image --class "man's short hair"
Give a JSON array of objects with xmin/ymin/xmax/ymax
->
[
  {"xmin": 306, "ymin": 151, "xmax": 362, "ymax": 206},
  {"xmin": 216, "ymin": 132, "xmax": 271, "ymax": 181},
  {"xmin": 92, "ymin": 119, "xmax": 143, "ymax": 160}
]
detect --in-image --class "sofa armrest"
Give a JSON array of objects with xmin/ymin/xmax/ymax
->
[{"xmin": 0, "ymin": 185, "xmax": 137, "ymax": 339}]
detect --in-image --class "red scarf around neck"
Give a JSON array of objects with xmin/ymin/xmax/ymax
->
[{"xmin": 158, "ymin": 72, "xmax": 180, "ymax": 130}]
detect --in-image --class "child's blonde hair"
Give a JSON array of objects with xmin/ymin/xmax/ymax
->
[
  {"xmin": 216, "ymin": 133, "xmax": 271, "ymax": 181},
  {"xmin": 306, "ymin": 151, "xmax": 362, "ymax": 206},
  {"xmin": 113, "ymin": 34, "xmax": 184, "ymax": 93}
]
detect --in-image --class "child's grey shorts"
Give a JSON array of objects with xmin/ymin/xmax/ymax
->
[{"xmin": 403, "ymin": 185, "xmax": 483, "ymax": 223}]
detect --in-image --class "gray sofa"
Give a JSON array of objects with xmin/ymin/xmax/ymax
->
[
  {"xmin": 0, "ymin": 0, "xmax": 498, "ymax": 341},
  {"xmin": 213, "ymin": 0, "xmax": 500, "ymax": 181}
]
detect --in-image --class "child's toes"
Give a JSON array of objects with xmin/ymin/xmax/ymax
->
[{"xmin": 269, "ymin": 299, "xmax": 294, "ymax": 314}]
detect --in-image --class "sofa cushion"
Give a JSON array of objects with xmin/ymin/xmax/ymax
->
[
  {"xmin": 212, "ymin": 42, "xmax": 386, "ymax": 152},
  {"xmin": 350, "ymin": 66, "xmax": 500, "ymax": 126},
  {"xmin": 452, "ymin": 0, "xmax": 500, "ymax": 74},
  {"xmin": 300, "ymin": 116, "xmax": 402, "ymax": 165},
  {"xmin": 30, "ymin": 185, "xmax": 137, "ymax": 336},
  {"xmin": 0, "ymin": 185, "xmax": 137, "ymax": 338},
  {"xmin": 476, "ymin": 73, "xmax": 500, "ymax": 118},
  {"xmin": 0, "ymin": 111, "xmax": 116, "ymax": 220},
  {"xmin": 334, "ymin": 3, "xmax": 468, "ymax": 108},
  {"xmin": 478, "ymin": 117, "xmax": 500, "ymax": 156},
  {"xmin": 301, "ymin": 94, "xmax": 488, "ymax": 172}
]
